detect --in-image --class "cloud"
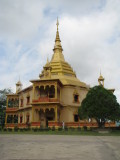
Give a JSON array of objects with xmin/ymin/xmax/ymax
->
[
  {"xmin": 0, "ymin": 0, "xmax": 45, "ymax": 41},
  {"xmin": 0, "ymin": 0, "xmax": 120, "ymax": 102}
]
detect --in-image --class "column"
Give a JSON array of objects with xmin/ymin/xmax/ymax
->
[
  {"xmin": 32, "ymin": 107, "xmax": 34, "ymax": 122},
  {"xmin": 5, "ymin": 113, "xmax": 7, "ymax": 124},
  {"xmin": 55, "ymin": 84, "xmax": 57, "ymax": 99},
  {"xmin": 12, "ymin": 115, "xmax": 14, "ymax": 123},
  {"xmin": 6, "ymin": 98, "xmax": 8, "ymax": 108},
  {"xmin": 55, "ymin": 107, "xmax": 57, "ymax": 122},
  {"xmin": 32, "ymin": 85, "xmax": 35, "ymax": 100},
  {"xmin": 24, "ymin": 112, "xmax": 26, "ymax": 123},
  {"xmin": 60, "ymin": 88, "xmax": 61, "ymax": 101}
]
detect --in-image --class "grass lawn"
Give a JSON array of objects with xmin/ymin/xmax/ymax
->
[{"xmin": 0, "ymin": 129, "xmax": 120, "ymax": 136}]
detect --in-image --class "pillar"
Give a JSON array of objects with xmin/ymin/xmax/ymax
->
[
  {"xmin": 24, "ymin": 112, "xmax": 26, "ymax": 123},
  {"xmin": 6, "ymin": 98, "xmax": 8, "ymax": 108},
  {"xmin": 32, "ymin": 85, "xmax": 35, "ymax": 100},
  {"xmin": 32, "ymin": 107, "xmax": 34, "ymax": 122},
  {"xmin": 60, "ymin": 88, "xmax": 61, "ymax": 101},
  {"xmin": 55, "ymin": 84, "xmax": 57, "ymax": 99},
  {"xmin": 55, "ymin": 107, "xmax": 57, "ymax": 122},
  {"xmin": 5, "ymin": 113, "xmax": 7, "ymax": 124},
  {"xmin": 12, "ymin": 115, "xmax": 14, "ymax": 123}
]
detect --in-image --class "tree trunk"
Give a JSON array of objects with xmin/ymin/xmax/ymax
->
[{"xmin": 96, "ymin": 119, "xmax": 105, "ymax": 128}]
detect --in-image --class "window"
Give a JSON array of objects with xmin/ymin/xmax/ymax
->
[
  {"xmin": 74, "ymin": 94, "xmax": 79, "ymax": 103},
  {"xmin": 73, "ymin": 90, "xmax": 79, "ymax": 103},
  {"xmin": 26, "ymin": 96, "xmax": 30, "ymax": 104},
  {"xmin": 20, "ymin": 99, "xmax": 23, "ymax": 107},
  {"xmin": 26, "ymin": 115, "xmax": 29, "ymax": 123},
  {"xmin": 20, "ymin": 116, "xmax": 23, "ymax": 123},
  {"xmin": 74, "ymin": 114, "xmax": 79, "ymax": 122}
]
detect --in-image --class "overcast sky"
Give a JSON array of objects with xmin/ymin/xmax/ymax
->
[{"xmin": 0, "ymin": 0, "xmax": 120, "ymax": 102}]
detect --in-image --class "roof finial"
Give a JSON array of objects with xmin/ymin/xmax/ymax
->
[
  {"xmin": 56, "ymin": 17, "xmax": 59, "ymax": 31},
  {"xmin": 100, "ymin": 69, "xmax": 101, "ymax": 76},
  {"xmin": 47, "ymin": 57, "xmax": 49, "ymax": 63}
]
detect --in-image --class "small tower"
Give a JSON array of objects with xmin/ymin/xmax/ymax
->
[
  {"xmin": 98, "ymin": 71, "xmax": 105, "ymax": 87},
  {"xmin": 16, "ymin": 80, "xmax": 22, "ymax": 93},
  {"xmin": 39, "ymin": 58, "xmax": 52, "ymax": 79}
]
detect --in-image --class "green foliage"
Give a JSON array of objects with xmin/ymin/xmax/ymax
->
[
  {"xmin": 78, "ymin": 86, "xmax": 120, "ymax": 128},
  {"xmin": 0, "ymin": 88, "xmax": 12, "ymax": 107},
  {"xmin": 64, "ymin": 126, "xmax": 68, "ymax": 131},
  {"xmin": 69, "ymin": 127, "xmax": 75, "ymax": 131},
  {"xmin": 77, "ymin": 127, "xmax": 81, "ymax": 131},
  {"xmin": 14, "ymin": 126, "xmax": 19, "ymax": 132},
  {"xmin": 58, "ymin": 127, "xmax": 63, "ymax": 131},
  {"xmin": 8, "ymin": 99, "xmax": 19, "ymax": 108},
  {"xmin": 8, "ymin": 128, "xmax": 13, "ymax": 132},
  {"xmin": 51, "ymin": 126, "xmax": 55, "ymax": 131},
  {"xmin": 0, "ymin": 88, "xmax": 12, "ymax": 127}
]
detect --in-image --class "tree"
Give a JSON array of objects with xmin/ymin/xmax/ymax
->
[
  {"xmin": 78, "ymin": 86, "xmax": 120, "ymax": 128},
  {"xmin": 0, "ymin": 88, "xmax": 12, "ymax": 128}
]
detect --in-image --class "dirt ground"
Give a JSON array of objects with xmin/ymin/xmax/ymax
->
[{"xmin": 0, "ymin": 135, "xmax": 120, "ymax": 160}]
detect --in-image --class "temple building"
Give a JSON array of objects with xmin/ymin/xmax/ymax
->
[{"xmin": 5, "ymin": 19, "xmax": 115, "ymax": 128}]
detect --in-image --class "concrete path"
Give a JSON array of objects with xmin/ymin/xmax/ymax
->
[{"xmin": 0, "ymin": 135, "xmax": 120, "ymax": 160}]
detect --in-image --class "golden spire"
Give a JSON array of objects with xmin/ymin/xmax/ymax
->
[
  {"xmin": 98, "ymin": 70, "xmax": 104, "ymax": 87},
  {"xmin": 52, "ymin": 18, "xmax": 64, "ymax": 62},
  {"xmin": 56, "ymin": 17, "xmax": 59, "ymax": 31}
]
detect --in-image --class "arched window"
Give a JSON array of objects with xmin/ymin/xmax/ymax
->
[{"xmin": 73, "ymin": 90, "xmax": 79, "ymax": 103}]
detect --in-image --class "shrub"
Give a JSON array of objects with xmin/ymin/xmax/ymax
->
[
  {"xmin": 14, "ymin": 126, "xmax": 19, "ymax": 132},
  {"xmin": 69, "ymin": 127, "xmax": 75, "ymax": 131},
  {"xmin": 64, "ymin": 126, "xmax": 68, "ymax": 131},
  {"xmin": 48, "ymin": 127, "xmax": 51, "ymax": 131},
  {"xmin": 39, "ymin": 126, "xmax": 44, "ymax": 132},
  {"xmin": 111, "ymin": 127, "xmax": 120, "ymax": 131},
  {"xmin": 44, "ymin": 127, "xmax": 49, "ymax": 131},
  {"xmin": 83, "ymin": 126, "xmax": 87, "ymax": 131},
  {"xmin": 8, "ymin": 128, "xmax": 12, "ymax": 132},
  {"xmin": 24, "ymin": 128, "xmax": 28, "ymax": 131},
  {"xmin": 52, "ymin": 126, "xmax": 55, "ymax": 131},
  {"xmin": 58, "ymin": 127, "xmax": 62, "ymax": 131},
  {"xmin": 77, "ymin": 127, "xmax": 81, "ymax": 131},
  {"xmin": 19, "ymin": 128, "xmax": 24, "ymax": 132},
  {"xmin": 3, "ymin": 128, "xmax": 7, "ymax": 131},
  {"xmin": 33, "ymin": 127, "xmax": 38, "ymax": 132}
]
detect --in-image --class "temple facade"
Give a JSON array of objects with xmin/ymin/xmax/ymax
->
[{"xmin": 5, "ymin": 19, "xmax": 115, "ymax": 128}]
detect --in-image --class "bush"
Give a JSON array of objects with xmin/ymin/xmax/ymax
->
[
  {"xmin": 52, "ymin": 126, "xmax": 55, "ymax": 131},
  {"xmin": 77, "ymin": 127, "xmax": 81, "ymax": 131},
  {"xmin": 58, "ymin": 127, "xmax": 63, "ymax": 131},
  {"xmin": 8, "ymin": 128, "xmax": 12, "ymax": 132},
  {"xmin": 19, "ymin": 128, "xmax": 24, "ymax": 132},
  {"xmin": 69, "ymin": 127, "xmax": 75, "ymax": 131},
  {"xmin": 0, "ymin": 127, "xmax": 2, "ymax": 131},
  {"xmin": 44, "ymin": 127, "xmax": 49, "ymax": 131},
  {"xmin": 14, "ymin": 126, "xmax": 19, "ymax": 132},
  {"xmin": 3, "ymin": 128, "xmax": 7, "ymax": 131},
  {"xmin": 83, "ymin": 126, "xmax": 87, "ymax": 131},
  {"xmin": 39, "ymin": 126, "xmax": 44, "ymax": 132},
  {"xmin": 110, "ymin": 127, "xmax": 120, "ymax": 131},
  {"xmin": 48, "ymin": 127, "xmax": 51, "ymax": 131},
  {"xmin": 33, "ymin": 127, "xmax": 38, "ymax": 132},
  {"xmin": 24, "ymin": 128, "xmax": 28, "ymax": 131},
  {"xmin": 64, "ymin": 126, "xmax": 68, "ymax": 131}
]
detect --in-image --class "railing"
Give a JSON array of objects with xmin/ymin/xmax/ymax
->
[
  {"xmin": 6, "ymin": 108, "xmax": 18, "ymax": 112},
  {"xmin": 32, "ymin": 97, "xmax": 59, "ymax": 103}
]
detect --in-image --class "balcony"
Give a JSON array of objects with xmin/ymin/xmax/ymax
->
[
  {"xmin": 6, "ymin": 108, "xmax": 18, "ymax": 113},
  {"xmin": 32, "ymin": 97, "xmax": 59, "ymax": 103}
]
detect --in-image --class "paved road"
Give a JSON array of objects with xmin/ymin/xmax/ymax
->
[{"xmin": 0, "ymin": 135, "xmax": 120, "ymax": 160}]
